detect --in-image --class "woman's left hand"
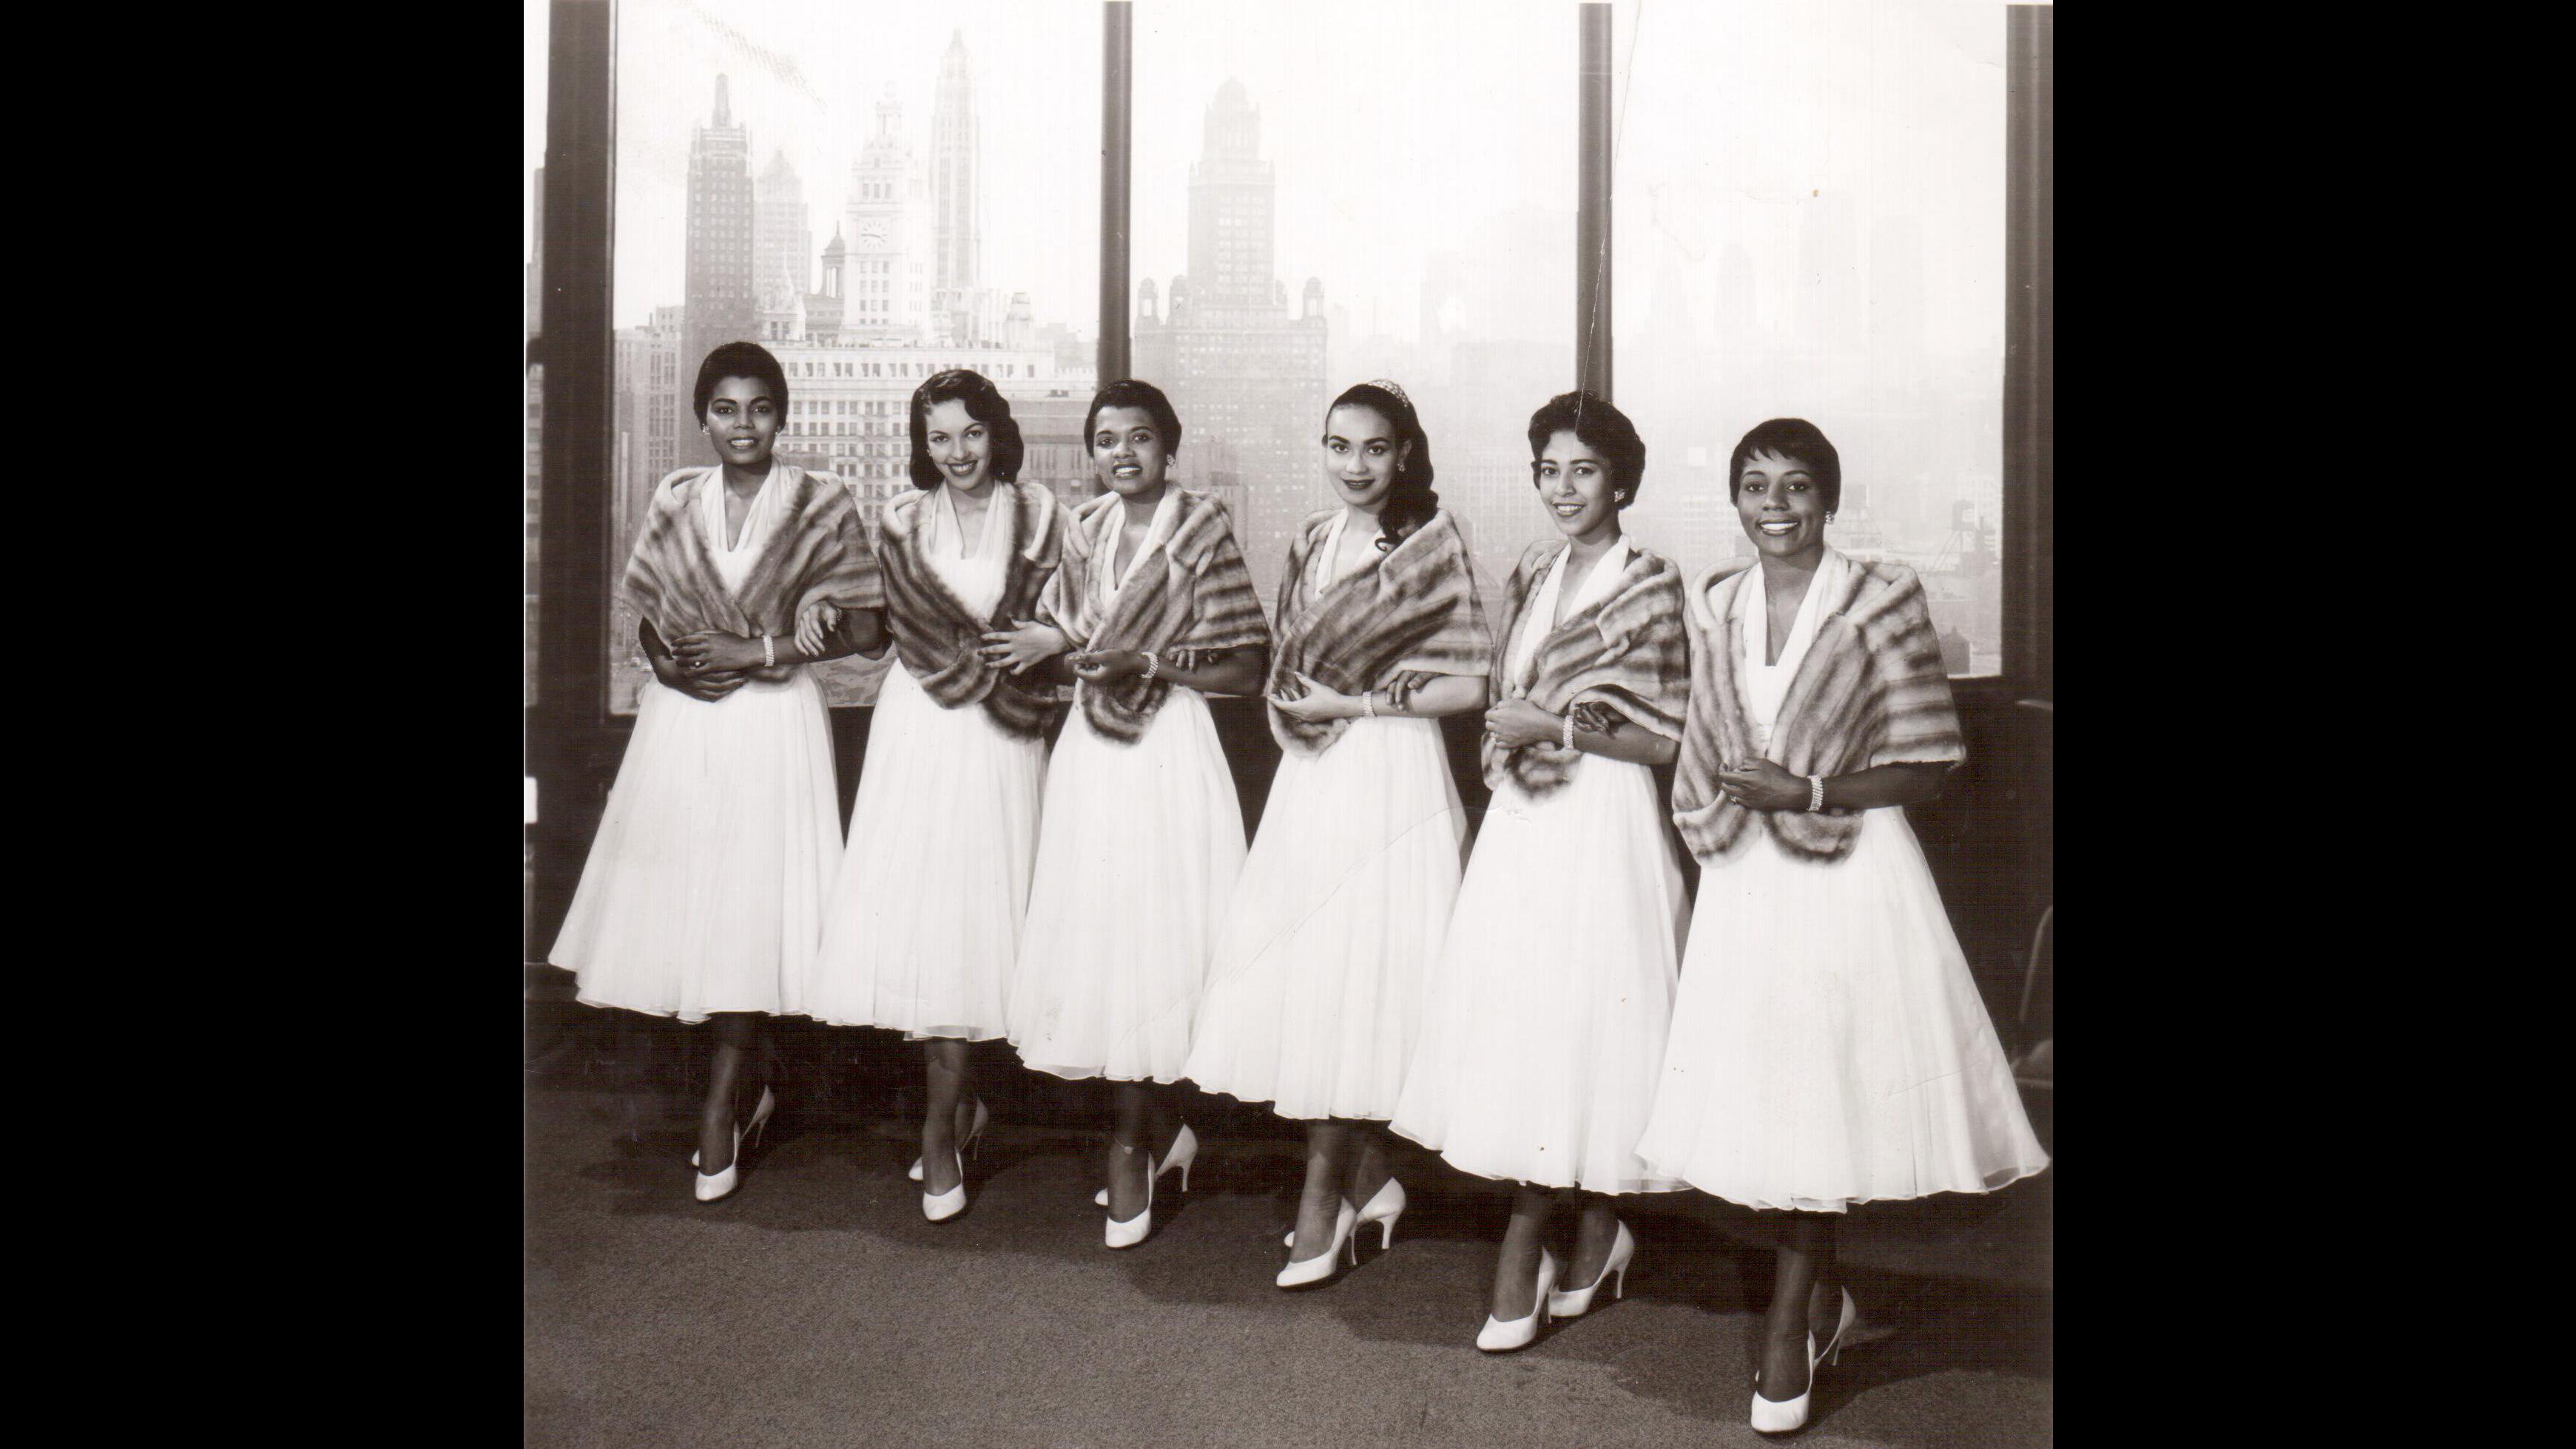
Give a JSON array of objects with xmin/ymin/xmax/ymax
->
[
  {"xmin": 669, "ymin": 630, "xmax": 768, "ymax": 674},
  {"xmin": 1270, "ymin": 671, "xmax": 1356, "ymax": 721},
  {"xmin": 1069, "ymin": 649, "xmax": 1148, "ymax": 684},
  {"xmin": 1719, "ymin": 757, "xmax": 1810, "ymax": 811},
  {"xmin": 1483, "ymin": 698, "xmax": 1564, "ymax": 749},
  {"xmin": 795, "ymin": 602, "xmax": 841, "ymax": 657},
  {"xmin": 977, "ymin": 619, "xmax": 1068, "ymax": 675}
]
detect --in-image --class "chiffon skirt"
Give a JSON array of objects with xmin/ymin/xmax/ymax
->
[
  {"xmin": 1006, "ymin": 688, "xmax": 1247, "ymax": 1082},
  {"xmin": 1392, "ymin": 758, "xmax": 1689, "ymax": 1195},
  {"xmin": 800, "ymin": 660, "xmax": 1047, "ymax": 1039},
  {"xmin": 547, "ymin": 669, "xmax": 840, "ymax": 1022},
  {"xmin": 1182, "ymin": 716, "xmax": 1466, "ymax": 1121},
  {"xmin": 1636, "ymin": 806, "xmax": 2051, "ymax": 1212}
]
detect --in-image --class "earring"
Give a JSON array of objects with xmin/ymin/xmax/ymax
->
[{"xmin": 1827, "ymin": 510, "xmax": 1837, "ymax": 522}]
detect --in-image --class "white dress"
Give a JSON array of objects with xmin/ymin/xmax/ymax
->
[
  {"xmin": 1007, "ymin": 490, "xmax": 1250, "ymax": 1082},
  {"xmin": 1392, "ymin": 538, "xmax": 1688, "ymax": 1195},
  {"xmin": 801, "ymin": 486, "xmax": 1049, "ymax": 1040},
  {"xmin": 1636, "ymin": 549, "xmax": 2051, "ymax": 1212},
  {"xmin": 1181, "ymin": 510, "xmax": 1473, "ymax": 1121},
  {"xmin": 549, "ymin": 467, "xmax": 843, "ymax": 1023}
]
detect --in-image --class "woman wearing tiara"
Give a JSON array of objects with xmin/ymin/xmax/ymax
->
[
  {"xmin": 1639, "ymin": 417, "xmax": 2049, "ymax": 1433},
  {"xmin": 799, "ymin": 368, "xmax": 1065, "ymax": 1223},
  {"xmin": 1002, "ymin": 379, "xmax": 1272, "ymax": 1249},
  {"xmin": 1392, "ymin": 391, "xmax": 1692, "ymax": 1351},
  {"xmin": 1182, "ymin": 379, "xmax": 1492, "ymax": 1289},
  {"xmin": 549, "ymin": 340, "xmax": 886, "ymax": 1205}
]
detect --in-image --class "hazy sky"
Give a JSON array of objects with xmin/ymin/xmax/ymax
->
[{"xmin": 525, "ymin": 0, "xmax": 2014, "ymax": 351}]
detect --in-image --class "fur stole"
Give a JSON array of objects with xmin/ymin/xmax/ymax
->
[
  {"xmin": 873, "ymin": 479, "xmax": 1065, "ymax": 739},
  {"xmin": 1483, "ymin": 539, "xmax": 1690, "ymax": 797},
  {"xmin": 1037, "ymin": 489, "xmax": 1271, "ymax": 745},
  {"xmin": 1266, "ymin": 507, "xmax": 1491, "ymax": 756},
  {"xmin": 616, "ymin": 465, "xmax": 881, "ymax": 684},
  {"xmin": 1669, "ymin": 555, "xmax": 1965, "ymax": 862}
]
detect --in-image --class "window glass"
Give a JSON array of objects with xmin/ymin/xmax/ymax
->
[
  {"xmin": 607, "ymin": 0, "xmax": 1099, "ymax": 712},
  {"xmin": 1133, "ymin": 0, "xmax": 1574, "ymax": 612},
  {"xmin": 1610, "ymin": 0, "xmax": 2008, "ymax": 675}
]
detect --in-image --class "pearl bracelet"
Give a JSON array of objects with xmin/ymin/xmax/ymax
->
[
  {"xmin": 1807, "ymin": 774, "xmax": 1825, "ymax": 812},
  {"xmin": 1562, "ymin": 712, "xmax": 1577, "ymax": 751},
  {"xmin": 1361, "ymin": 689, "xmax": 1377, "ymax": 718},
  {"xmin": 762, "ymin": 632, "xmax": 776, "ymax": 669},
  {"xmin": 1142, "ymin": 650, "xmax": 1160, "ymax": 682}
]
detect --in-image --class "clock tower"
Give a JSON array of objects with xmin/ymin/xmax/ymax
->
[{"xmin": 847, "ymin": 87, "xmax": 920, "ymax": 339}]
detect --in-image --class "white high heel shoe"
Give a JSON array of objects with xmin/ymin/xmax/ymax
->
[
  {"xmin": 1477, "ymin": 1249, "xmax": 1560, "ymax": 1352},
  {"xmin": 1750, "ymin": 1287, "xmax": 1858, "ymax": 1435},
  {"xmin": 1281, "ymin": 1176, "xmax": 1404, "ymax": 1250},
  {"xmin": 910, "ymin": 1098, "xmax": 989, "ymax": 1182},
  {"xmin": 1275, "ymin": 1200, "xmax": 1358, "ymax": 1288},
  {"xmin": 1096, "ymin": 1123, "xmax": 1198, "ymax": 1206},
  {"xmin": 921, "ymin": 1149, "xmax": 968, "ymax": 1223},
  {"xmin": 1104, "ymin": 1143, "xmax": 1156, "ymax": 1249},
  {"xmin": 691, "ymin": 1085, "xmax": 776, "ymax": 1203},
  {"xmin": 1547, "ymin": 1220, "xmax": 1635, "ymax": 1319}
]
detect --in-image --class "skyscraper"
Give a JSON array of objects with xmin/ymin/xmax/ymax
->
[
  {"xmin": 684, "ymin": 75, "xmax": 755, "ymax": 394},
  {"xmin": 930, "ymin": 32, "xmax": 982, "ymax": 299},
  {"xmin": 753, "ymin": 149, "xmax": 812, "ymax": 340},
  {"xmin": 1134, "ymin": 81, "xmax": 1329, "ymax": 608},
  {"xmin": 849, "ymin": 87, "xmax": 924, "ymax": 340}
]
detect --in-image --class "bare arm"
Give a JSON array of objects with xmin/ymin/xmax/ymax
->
[{"xmin": 1719, "ymin": 758, "xmax": 1952, "ymax": 811}]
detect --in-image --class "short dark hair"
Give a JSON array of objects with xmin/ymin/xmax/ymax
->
[
  {"xmin": 1326, "ymin": 380, "xmax": 1438, "ymax": 553},
  {"xmin": 1085, "ymin": 379, "xmax": 1183, "ymax": 456},
  {"xmin": 1525, "ymin": 391, "xmax": 1647, "ymax": 507},
  {"xmin": 692, "ymin": 341, "xmax": 789, "ymax": 425},
  {"xmin": 1728, "ymin": 417, "xmax": 1842, "ymax": 513},
  {"xmin": 908, "ymin": 368, "xmax": 1025, "ymax": 490}
]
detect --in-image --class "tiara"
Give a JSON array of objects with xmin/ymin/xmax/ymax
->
[{"xmin": 1364, "ymin": 378, "xmax": 1412, "ymax": 408}]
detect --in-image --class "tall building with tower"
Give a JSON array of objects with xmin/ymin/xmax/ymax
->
[
  {"xmin": 930, "ymin": 32, "xmax": 982, "ymax": 302},
  {"xmin": 753, "ymin": 150, "xmax": 812, "ymax": 341},
  {"xmin": 848, "ymin": 87, "xmax": 928, "ymax": 340},
  {"xmin": 1134, "ymin": 80, "xmax": 1329, "ymax": 608},
  {"xmin": 684, "ymin": 76, "xmax": 756, "ymax": 467}
]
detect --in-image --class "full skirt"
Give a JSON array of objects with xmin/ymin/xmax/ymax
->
[
  {"xmin": 1182, "ymin": 716, "xmax": 1466, "ymax": 1121},
  {"xmin": 547, "ymin": 669, "xmax": 840, "ymax": 1022},
  {"xmin": 801, "ymin": 660, "xmax": 1047, "ymax": 1039},
  {"xmin": 1392, "ymin": 758, "xmax": 1688, "ymax": 1195},
  {"xmin": 1636, "ymin": 806, "xmax": 2051, "ymax": 1212},
  {"xmin": 1006, "ymin": 688, "xmax": 1248, "ymax": 1082}
]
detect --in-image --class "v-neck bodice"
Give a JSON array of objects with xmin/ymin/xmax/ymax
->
[
  {"xmin": 698, "ymin": 466, "xmax": 781, "ymax": 595},
  {"xmin": 1737, "ymin": 548, "xmax": 1847, "ymax": 749},
  {"xmin": 1507, "ymin": 537, "xmax": 1631, "ymax": 692}
]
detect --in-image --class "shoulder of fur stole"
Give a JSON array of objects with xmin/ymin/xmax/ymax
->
[
  {"xmin": 1682, "ymin": 558, "xmax": 1756, "ymax": 633},
  {"xmin": 1011, "ymin": 480, "xmax": 1061, "ymax": 563},
  {"xmin": 1060, "ymin": 490, "xmax": 1120, "ymax": 561},
  {"xmin": 1163, "ymin": 490, "xmax": 1237, "ymax": 570},
  {"xmin": 1512, "ymin": 537, "xmax": 1566, "ymax": 587},
  {"xmin": 1838, "ymin": 556, "xmax": 1928, "ymax": 631},
  {"xmin": 649, "ymin": 466, "xmax": 714, "ymax": 512}
]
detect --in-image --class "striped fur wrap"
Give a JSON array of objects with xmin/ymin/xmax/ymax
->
[
  {"xmin": 1266, "ymin": 508, "xmax": 1492, "ymax": 756},
  {"xmin": 617, "ymin": 465, "xmax": 882, "ymax": 685},
  {"xmin": 873, "ymin": 480, "xmax": 1065, "ymax": 740},
  {"xmin": 1670, "ymin": 555, "xmax": 1966, "ymax": 862},
  {"xmin": 1483, "ymin": 539, "xmax": 1690, "ymax": 797},
  {"xmin": 1037, "ymin": 489, "xmax": 1272, "ymax": 745}
]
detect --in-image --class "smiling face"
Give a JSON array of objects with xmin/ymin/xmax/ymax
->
[
  {"xmin": 1734, "ymin": 448, "xmax": 1828, "ymax": 561},
  {"xmin": 923, "ymin": 398, "xmax": 993, "ymax": 492},
  {"xmin": 703, "ymin": 375, "xmax": 780, "ymax": 470},
  {"xmin": 1322, "ymin": 403, "xmax": 1408, "ymax": 511},
  {"xmin": 1531, "ymin": 429, "xmax": 1622, "ymax": 543},
  {"xmin": 1089, "ymin": 405, "xmax": 1170, "ymax": 500}
]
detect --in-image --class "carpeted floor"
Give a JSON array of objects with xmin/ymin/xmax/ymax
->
[{"xmin": 525, "ymin": 1064, "xmax": 2051, "ymax": 1448}]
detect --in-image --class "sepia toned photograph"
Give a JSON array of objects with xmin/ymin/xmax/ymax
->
[{"xmin": 525, "ymin": 1, "xmax": 2052, "ymax": 1442}]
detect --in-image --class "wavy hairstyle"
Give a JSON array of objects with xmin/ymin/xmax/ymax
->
[
  {"xmin": 692, "ymin": 340, "xmax": 789, "ymax": 425},
  {"xmin": 1525, "ymin": 390, "xmax": 1647, "ymax": 508},
  {"xmin": 1325, "ymin": 380, "xmax": 1439, "ymax": 553},
  {"xmin": 1727, "ymin": 417, "xmax": 1841, "ymax": 513},
  {"xmin": 1083, "ymin": 379, "xmax": 1183, "ymax": 456},
  {"xmin": 907, "ymin": 368, "xmax": 1025, "ymax": 490}
]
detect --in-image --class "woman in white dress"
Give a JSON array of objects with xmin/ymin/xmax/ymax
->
[
  {"xmin": 1181, "ymin": 381, "xmax": 1493, "ymax": 1288},
  {"xmin": 1638, "ymin": 418, "xmax": 2050, "ymax": 1434},
  {"xmin": 549, "ymin": 342, "xmax": 886, "ymax": 1204},
  {"xmin": 999, "ymin": 381, "xmax": 1273, "ymax": 1249},
  {"xmin": 1391, "ymin": 392, "xmax": 1691, "ymax": 1351},
  {"xmin": 800, "ymin": 368, "xmax": 1065, "ymax": 1222}
]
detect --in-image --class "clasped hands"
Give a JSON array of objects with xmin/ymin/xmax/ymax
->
[
  {"xmin": 1719, "ymin": 757, "xmax": 1808, "ymax": 811},
  {"xmin": 1269, "ymin": 669, "xmax": 1440, "ymax": 721}
]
